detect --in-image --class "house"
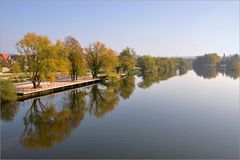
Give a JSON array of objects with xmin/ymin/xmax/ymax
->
[{"xmin": 0, "ymin": 53, "xmax": 10, "ymax": 61}]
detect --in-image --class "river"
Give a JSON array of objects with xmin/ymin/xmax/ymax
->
[{"xmin": 1, "ymin": 70, "xmax": 239, "ymax": 159}]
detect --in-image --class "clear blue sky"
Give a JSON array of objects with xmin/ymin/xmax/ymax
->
[{"xmin": 0, "ymin": 0, "xmax": 239, "ymax": 56}]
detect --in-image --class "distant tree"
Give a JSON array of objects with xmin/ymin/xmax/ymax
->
[
  {"xmin": 0, "ymin": 80, "xmax": 17, "ymax": 103},
  {"xmin": 219, "ymin": 54, "xmax": 240, "ymax": 70},
  {"xmin": 118, "ymin": 47, "xmax": 136, "ymax": 74},
  {"xmin": 64, "ymin": 36, "xmax": 86, "ymax": 81},
  {"xmin": 218, "ymin": 54, "xmax": 240, "ymax": 79},
  {"xmin": 193, "ymin": 53, "xmax": 221, "ymax": 68},
  {"xmin": 177, "ymin": 58, "xmax": 190, "ymax": 76},
  {"xmin": 16, "ymin": 33, "xmax": 58, "ymax": 88},
  {"xmin": 138, "ymin": 55, "xmax": 157, "ymax": 73}
]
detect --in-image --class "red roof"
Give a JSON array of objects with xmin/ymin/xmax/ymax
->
[{"xmin": 0, "ymin": 53, "xmax": 9, "ymax": 61}]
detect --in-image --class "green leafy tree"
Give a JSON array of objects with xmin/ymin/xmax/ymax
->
[
  {"xmin": 138, "ymin": 55, "xmax": 157, "ymax": 73},
  {"xmin": 64, "ymin": 36, "xmax": 86, "ymax": 81},
  {"xmin": 52, "ymin": 40, "xmax": 70, "ymax": 75},
  {"xmin": 118, "ymin": 47, "xmax": 136, "ymax": 74},
  {"xmin": 193, "ymin": 53, "xmax": 221, "ymax": 68},
  {"xmin": 0, "ymin": 80, "xmax": 17, "ymax": 103},
  {"xmin": 16, "ymin": 33, "xmax": 58, "ymax": 88},
  {"xmin": 85, "ymin": 42, "xmax": 118, "ymax": 78}
]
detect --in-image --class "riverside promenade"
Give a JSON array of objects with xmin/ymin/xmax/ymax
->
[{"xmin": 16, "ymin": 77, "xmax": 101, "ymax": 99}]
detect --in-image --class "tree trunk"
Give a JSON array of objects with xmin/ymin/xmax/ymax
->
[
  {"xmin": 32, "ymin": 80, "xmax": 37, "ymax": 88},
  {"xmin": 37, "ymin": 81, "xmax": 41, "ymax": 87},
  {"xmin": 92, "ymin": 71, "xmax": 96, "ymax": 78},
  {"xmin": 116, "ymin": 67, "xmax": 120, "ymax": 74},
  {"xmin": 93, "ymin": 72, "xmax": 97, "ymax": 78}
]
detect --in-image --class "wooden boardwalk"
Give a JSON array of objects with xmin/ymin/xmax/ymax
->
[{"xmin": 16, "ymin": 77, "xmax": 101, "ymax": 97}]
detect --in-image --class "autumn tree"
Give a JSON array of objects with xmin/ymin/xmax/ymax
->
[
  {"xmin": 118, "ymin": 47, "xmax": 136, "ymax": 74},
  {"xmin": 52, "ymin": 40, "xmax": 70, "ymax": 75},
  {"xmin": 64, "ymin": 36, "xmax": 86, "ymax": 81},
  {"xmin": 104, "ymin": 48, "xmax": 120, "ymax": 80},
  {"xmin": 85, "ymin": 42, "xmax": 118, "ymax": 78},
  {"xmin": 16, "ymin": 33, "xmax": 58, "ymax": 88}
]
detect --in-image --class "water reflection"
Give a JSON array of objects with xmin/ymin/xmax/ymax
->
[
  {"xmin": 19, "ymin": 90, "xmax": 87, "ymax": 149},
  {"xmin": 87, "ymin": 84, "xmax": 120, "ymax": 118},
  {"xmin": 20, "ymin": 98, "xmax": 73, "ymax": 149},
  {"xmin": 10, "ymin": 76, "xmax": 136, "ymax": 149},
  {"xmin": 193, "ymin": 66, "xmax": 218, "ymax": 79},
  {"xmin": 193, "ymin": 65, "xmax": 240, "ymax": 79},
  {"xmin": 1, "ymin": 70, "xmax": 239, "ymax": 150},
  {"xmin": 138, "ymin": 69, "xmax": 178, "ymax": 89},
  {"xmin": 0, "ymin": 101, "xmax": 19, "ymax": 122},
  {"xmin": 119, "ymin": 76, "xmax": 135, "ymax": 99},
  {"xmin": 65, "ymin": 90, "xmax": 86, "ymax": 128},
  {"xmin": 218, "ymin": 67, "xmax": 240, "ymax": 79}
]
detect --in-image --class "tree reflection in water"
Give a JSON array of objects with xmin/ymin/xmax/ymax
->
[
  {"xmin": 2, "ymin": 69, "xmax": 238, "ymax": 150},
  {"xmin": 87, "ymin": 84, "xmax": 120, "ymax": 118},
  {"xmin": 66, "ymin": 90, "xmax": 86, "ymax": 128},
  {"xmin": 193, "ymin": 65, "xmax": 240, "ymax": 79},
  {"xmin": 138, "ymin": 69, "xmax": 178, "ymax": 89},
  {"xmin": 119, "ymin": 76, "xmax": 135, "ymax": 99},
  {"xmin": 218, "ymin": 67, "xmax": 240, "ymax": 79},
  {"xmin": 193, "ymin": 66, "xmax": 218, "ymax": 79},
  {"xmin": 20, "ymin": 89, "xmax": 86, "ymax": 149},
  {"xmin": 20, "ymin": 98, "xmax": 72, "ymax": 149},
  {"xmin": 87, "ymin": 76, "xmax": 136, "ymax": 118},
  {"xmin": 18, "ymin": 77, "xmax": 136, "ymax": 149},
  {"xmin": 0, "ymin": 101, "xmax": 19, "ymax": 122}
]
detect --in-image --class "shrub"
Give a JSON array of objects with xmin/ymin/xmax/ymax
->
[{"xmin": 0, "ymin": 80, "xmax": 17, "ymax": 103}]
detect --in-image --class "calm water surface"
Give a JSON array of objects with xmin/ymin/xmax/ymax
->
[{"xmin": 1, "ymin": 70, "xmax": 239, "ymax": 159}]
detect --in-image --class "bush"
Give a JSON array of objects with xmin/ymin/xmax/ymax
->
[{"xmin": 0, "ymin": 80, "xmax": 17, "ymax": 103}]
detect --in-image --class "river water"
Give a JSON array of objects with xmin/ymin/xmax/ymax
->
[{"xmin": 1, "ymin": 70, "xmax": 239, "ymax": 159}]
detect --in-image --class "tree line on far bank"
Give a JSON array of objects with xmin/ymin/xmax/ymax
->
[
  {"xmin": 137, "ymin": 55, "xmax": 192, "ymax": 75},
  {"xmin": 192, "ymin": 53, "xmax": 240, "ymax": 79},
  {"xmin": 193, "ymin": 53, "xmax": 240, "ymax": 70}
]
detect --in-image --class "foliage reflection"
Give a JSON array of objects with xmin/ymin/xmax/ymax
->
[{"xmin": 18, "ymin": 77, "xmax": 136, "ymax": 149}]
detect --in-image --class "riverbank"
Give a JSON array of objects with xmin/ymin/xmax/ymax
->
[{"xmin": 16, "ymin": 77, "xmax": 101, "ymax": 100}]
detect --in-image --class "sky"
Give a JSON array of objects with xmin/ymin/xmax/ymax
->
[{"xmin": 0, "ymin": 0, "xmax": 239, "ymax": 56}]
